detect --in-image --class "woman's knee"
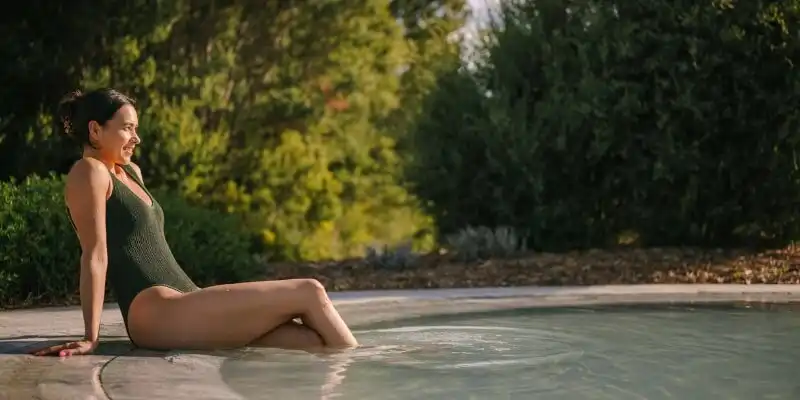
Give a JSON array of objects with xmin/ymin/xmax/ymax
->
[
  {"xmin": 251, "ymin": 278, "xmax": 330, "ymax": 314},
  {"xmin": 297, "ymin": 278, "xmax": 329, "ymax": 302}
]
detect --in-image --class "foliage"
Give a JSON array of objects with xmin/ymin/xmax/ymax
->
[
  {"xmin": 408, "ymin": 0, "xmax": 800, "ymax": 251},
  {"xmin": 0, "ymin": 175, "xmax": 257, "ymax": 307},
  {"xmin": 445, "ymin": 226, "xmax": 528, "ymax": 262},
  {"xmin": 148, "ymin": 186, "xmax": 262, "ymax": 285},
  {"xmin": 0, "ymin": 1, "xmax": 469, "ymax": 264},
  {"xmin": 364, "ymin": 241, "xmax": 420, "ymax": 270}
]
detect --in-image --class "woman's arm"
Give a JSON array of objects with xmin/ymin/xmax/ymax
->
[{"xmin": 65, "ymin": 158, "xmax": 111, "ymax": 344}]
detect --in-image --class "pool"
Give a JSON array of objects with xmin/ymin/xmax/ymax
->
[{"xmin": 218, "ymin": 302, "xmax": 800, "ymax": 399}]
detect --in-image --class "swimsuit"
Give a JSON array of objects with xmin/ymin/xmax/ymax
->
[{"xmin": 67, "ymin": 163, "xmax": 199, "ymax": 342}]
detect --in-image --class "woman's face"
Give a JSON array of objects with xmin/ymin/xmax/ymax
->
[{"xmin": 89, "ymin": 104, "xmax": 140, "ymax": 165}]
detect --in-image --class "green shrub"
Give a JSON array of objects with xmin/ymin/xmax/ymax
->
[
  {"xmin": 0, "ymin": 174, "xmax": 259, "ymax": 308},
  {"xmin": 364, "ymin": 241, "xmax": 420, "ymax": 270},
  {"xmin": 0, "ymin": 174, "xmax": 81, "ymax": 306},
  {"xmin": 408, "ymin": 0, "xmax": 800, "ymax": 251},
  {"xmin": 445, "ymin": 226, "xmax": 528, "ymax": 262},
  {"xmin": 150, "ymin": 187, "xmax": 261, "ymax": 285}
]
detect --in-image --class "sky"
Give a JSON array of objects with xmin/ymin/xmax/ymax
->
[
  {"xmin": 460, "ymin": 0, "xmax": 501, "ymax": 63},
  {"xmin": 466, "ymin": 0, "xmax": 499, "ymax": 30}
]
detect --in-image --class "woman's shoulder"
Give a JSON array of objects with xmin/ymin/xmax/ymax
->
[
  {"xmin": 65, "ymin": 157, "xmax": 112, "ymax": 194},
  {"xmin": 68, "ymin": 157, "xmax": 109, "ymax": 177}
]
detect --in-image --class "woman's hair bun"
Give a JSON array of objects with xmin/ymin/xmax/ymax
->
[{"xmin": 56, "ymin": 90, "xmax": 84, "ymax": 138}]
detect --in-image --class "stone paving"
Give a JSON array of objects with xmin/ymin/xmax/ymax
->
[{"xmin": 2, "ymin": 284, "xmax": 800, "ymax": 400}]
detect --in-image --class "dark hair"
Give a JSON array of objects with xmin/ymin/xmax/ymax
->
[{"xmin": 57, "ymin": 88, "xmax": 136, "ymax": 148}]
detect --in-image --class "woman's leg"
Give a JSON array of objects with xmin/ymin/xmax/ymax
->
[
  {"xmin": 250, "ymin": 319, "xmax": 325, "ymax": 351},
  {"xmin": 126, "ymin": 278, "xmax": 358, "ymax": 351}
]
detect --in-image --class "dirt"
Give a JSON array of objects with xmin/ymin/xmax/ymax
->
[{"xmin": 260, "ymin": 245, "xmax": 800, "ymax": 291}]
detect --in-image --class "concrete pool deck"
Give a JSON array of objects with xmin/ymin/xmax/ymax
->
[{"xmin": 2, "ymin": 283, "xmax": 800, "ymax": 400}]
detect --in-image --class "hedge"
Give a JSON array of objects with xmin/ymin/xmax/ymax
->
[{"xmin": 0, "ymin": 174, "xmax": 260, "ymax": 307}]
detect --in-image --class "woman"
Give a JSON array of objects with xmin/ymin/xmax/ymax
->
[{"xmin": 31, "ymin": 88, "xmax": 359, "ymax": 357}]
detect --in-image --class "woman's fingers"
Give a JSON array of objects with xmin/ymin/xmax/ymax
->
[
  {"xmin": 60, "ymin": 341, "xmax": 96, "ymax": 357},
  {"xmin": 59, "ymin": 342, "xmax": 81, "ymax": 357},
  {"xmin": 30, "ymin": 342, "xmax": 68, "ymax": 356},
  {"xmin": 58, "ymin": 341, "xmax": 91, "ymax": 357},
  {"xmin": 30, "ymin": 341, "xmax": 82, "ymax": 356}
]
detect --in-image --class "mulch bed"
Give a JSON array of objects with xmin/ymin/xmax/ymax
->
[
  {"xmin": 5, "ymin": 246, "xmax": 799, "ymax": 311},
  {"xmin": 261, "ymin": 246, "xmax": 800, "ymax": 291}
]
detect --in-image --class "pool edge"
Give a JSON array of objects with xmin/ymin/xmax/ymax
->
[{"xmin": 5, "ymin": 284, "xmax": 800, "ymax": 400}]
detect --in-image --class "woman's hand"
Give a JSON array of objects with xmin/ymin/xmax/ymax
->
[{"xmin": 29, "ymin": 339, "xmax": 99, "ymax": 357}]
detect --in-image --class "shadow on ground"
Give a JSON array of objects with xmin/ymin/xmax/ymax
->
[{"xmin": 0, "ymin": 335, "xmax": 140, "ymax": 357}]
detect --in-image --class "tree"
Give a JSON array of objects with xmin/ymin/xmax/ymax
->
[{"xmin": 408, "ymin": 0, "xmax": 800, "ymax": 250}]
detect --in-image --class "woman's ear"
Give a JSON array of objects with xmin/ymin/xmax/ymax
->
[{"xmin": 87, "ymin": 120, "xmax": 102, "ymax": 147}]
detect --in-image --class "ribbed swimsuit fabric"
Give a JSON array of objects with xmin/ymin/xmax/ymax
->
[{"xmin": 66, "ymin": 163, "xmax": 199, "ymax": 337}]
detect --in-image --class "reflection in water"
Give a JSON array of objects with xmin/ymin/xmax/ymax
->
[
  {"xmin": 319, "ymin": 356, "xmax": 351, "ymax": 399},
  {"xmin": 219, "ymin": 303, "xmax": 800, "ymax": 400},
  {"xmin": 219, "ymin": 322, "xmax": 583, "ymax": 399},
  {"xmin": 219, "ymin": 347, "xmax": 362, "ymax": 399}
]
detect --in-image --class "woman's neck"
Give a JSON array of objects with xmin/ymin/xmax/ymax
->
[{"xmin": 81, "ymin": 149, "xmax": 117, "ymax": 172}]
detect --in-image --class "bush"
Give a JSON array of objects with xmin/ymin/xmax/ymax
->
[
  {"xmin": 445, "ymin": 226, "xmax": 528, "ymax": 262},
  {"xmin": 150, "ymin": 187, "xmax": 261, "ymax": 285},
  {"xmin": 0, "ymin": 174, "xmax": 259, "ymax": 308},
  {"xmin": 364, "ymin": 241, "xmax": 420, "ymax": 270},
  {"xmin": 408, "ymin": 0, "xmax": 800, "ymax": 251}
]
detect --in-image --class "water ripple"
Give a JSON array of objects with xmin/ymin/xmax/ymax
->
[{"xmin": 219, "ymin": 303, "xmax": 800, "ymax": 400}]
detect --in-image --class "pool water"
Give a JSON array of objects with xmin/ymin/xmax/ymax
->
[{"xmin": 219, "ymin": 303, "xmax": 800, "ymax": 399}]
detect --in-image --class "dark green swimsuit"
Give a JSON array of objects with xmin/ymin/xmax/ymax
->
[{"xmin": 69, "ymin": 163, "xmax": 199, "ymax": 341}]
